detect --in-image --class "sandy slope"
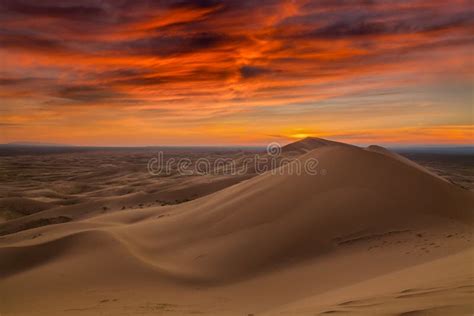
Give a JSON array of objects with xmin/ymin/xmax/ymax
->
[
  {"xmin": 0, "ymin": 140, "xmax": 473, "ymax": 315},
  {"xmin": 264, "ymin": 248, "xmax": 474, "ymax": 315}
]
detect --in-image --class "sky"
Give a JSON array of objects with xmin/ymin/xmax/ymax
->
[{"xmin": 0, "ymin": 0, "xmax": 472, "ymax": 146}]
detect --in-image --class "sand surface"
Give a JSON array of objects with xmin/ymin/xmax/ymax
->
[{"xmin": 0, "ymin": 138, "xmax": 472, "ymax": 315}]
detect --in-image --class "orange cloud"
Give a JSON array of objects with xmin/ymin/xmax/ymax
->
[{"xmin": 0, "ymin": 0, "xmax": 472, "ymax": 145}]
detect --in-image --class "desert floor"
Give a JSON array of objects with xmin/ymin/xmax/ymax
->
[{"xmin": 0, "ymin": 138, "xmax": 473, "ymax": 315}]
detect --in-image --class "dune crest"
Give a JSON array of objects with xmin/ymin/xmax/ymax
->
[{"xmin": 282, "ymin": 136, "xmax": 348, "ymax": 154}]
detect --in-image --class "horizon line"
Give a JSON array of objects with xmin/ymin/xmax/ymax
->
[{"xmin": 2, "ymin": 140, "xmax": 473, "ymax": 149}]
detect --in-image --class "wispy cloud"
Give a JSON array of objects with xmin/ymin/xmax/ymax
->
[{"xmin": 0, "ymin": 0, "xmax": 472, "ymax": 144}]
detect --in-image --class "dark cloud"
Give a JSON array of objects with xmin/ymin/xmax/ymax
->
[
  {"xmin": 122, "ymin": 32, "xmax": 228, "ymax": 56},
  {"xmin": 0, "ymin": 0, "xmax": 107, "ymax": 20},
  {"xmin": 422, "ymin": 12, "xmax": 474, "ymax": 32},
  {"xmin": 112, "ymin": 77, "xmax": 167, "ymax": 87},
  {"xmin": 0, "ymin": 122, "xmax": 23, "ymax": 127},
  {"xmin": 97, "ymin": 68, "xmax": 154, "ymax": 80},
  {"xmin": 112, "ymin": 69, "xmax": 232, "ymax": 86},
  {"xmin": 240, "ymin": 66, "xmax": 274, "ymax": 79},
  {"xmin": 0, "ymin": 31, "xmax": 66, "ymax": 52},
  {"xmin": 56, "ymin": 85, "xmax": 123, "ymax": 103},
  {"xmin": 311, "ymin": 20, "xmax": 386, "ymax": 38},
  {"xmin": 298, "ymin": 10, "xmax": 474, "ymax": 39},
  {"xmin": 94, "ymin": 68, "xmax": 169, "ymax": 87},
  {"xmin": 169, "ymin": 0, "xmax": 223, "ymax": 9},
  {"xmin": 301, "ymin": 0, "xmax": 376, "ymax": 10},
  {"xmin": 0, "ymin": 77, "xmax": 36, "ymax": 85}
]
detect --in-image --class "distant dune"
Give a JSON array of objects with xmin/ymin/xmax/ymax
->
[
  {"xmin": 0, "ymin": 138, "xmax": 472, "ymax": 315},
  {"xmin": 2, "ymin": 141, "xmax": 74, "ymax": 147},
  {"xmin": 0, "ymin": 198, "xmax": 53, "ymax": 222}
]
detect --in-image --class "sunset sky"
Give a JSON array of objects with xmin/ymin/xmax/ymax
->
[{"xmin": 0, "ymin": 0, "xmax": 472, "ymax": 146}]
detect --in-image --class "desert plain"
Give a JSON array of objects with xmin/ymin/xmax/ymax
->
[{"xmin": 0, "ymin": 138, "xmax": 473, "ymax": 315}]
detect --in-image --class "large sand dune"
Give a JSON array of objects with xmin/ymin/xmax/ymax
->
[{"xmin": 0, "ymin": 139, "xmax": 472, "ymax": 315}]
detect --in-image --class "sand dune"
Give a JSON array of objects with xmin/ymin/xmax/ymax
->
[
  {"xmin": 0, "ymin": 174, "xmax": 251, "ymax": 236},
  {"xmin": 0, "ymin": 139, "xmax": 472, "ymax": 315},
  {"xmin": 0, "ymin": 197, "xmax": 53, "ymax": 222},
  {"xmin": 264, "ymin": 248, "xmax": 474, "ymax": 315},
  {"xmin": 282, "ymin": 137, "xmax": 345, "ymax": 154}
]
